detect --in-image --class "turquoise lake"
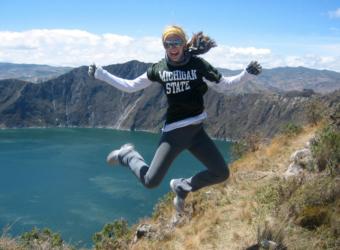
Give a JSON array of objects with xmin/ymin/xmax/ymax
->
[{"xmin": 0, "ymin": 128, "xmax": 232, "ymax": 247}]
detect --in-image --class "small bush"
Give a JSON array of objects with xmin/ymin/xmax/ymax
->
[
  {"xmin": 20, "ymin": 227, "xmax": 64, "ymax": 248},
  {"xmin": 93, "ymin": 219, "xmax": 131, "ymax": 250},
  {"xmin": 232, "ymin": 132, "xmax": 261, "ymax": 160},
  {"xmin": 231, "ymin": 140, "xmax": 248, "ymax": 160},
  {"xmin": 280, "ymin": 123, "xmax": 303, "ymax": 137},
  {"xmin": 305, "ymin": 99, "xmax": 325, "ymax": 125},
  {"xmin": 311, "ymin": 125, "xmax": 340, "ymax": 173}
]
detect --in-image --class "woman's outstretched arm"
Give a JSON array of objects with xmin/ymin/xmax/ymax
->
[
  {"xmin": 204, "ymin": 61, "xmax": 262, "ymax": 93},
  {"xmin": 89, "ymin": 65, "xmax": 153, "ymax": 93}
]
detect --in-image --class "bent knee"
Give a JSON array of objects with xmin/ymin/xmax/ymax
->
[
  {"xmin": 221, "ymin": 165, "xmax": 230, "ymax": 180},
  {"xmin": 215, "ymin": 165, "xmax": 230, "ymax": 182},
  {"xmin": 143, "ymin": 178, "xmax": 161, "ymax": 189}
]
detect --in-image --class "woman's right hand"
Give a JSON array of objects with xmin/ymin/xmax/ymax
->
[{"xmin": 88, "ymin": 64, "xmax": 97, "ymax": 79}]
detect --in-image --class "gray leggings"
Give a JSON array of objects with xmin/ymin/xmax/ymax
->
[{"xmin": 120, "ymin": 123, "xmax": 229, "ymax": 196}]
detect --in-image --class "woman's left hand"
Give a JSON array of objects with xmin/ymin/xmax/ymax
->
[
  {"xmin": 246, "ymin": 61, "xmax": 262, "ymax": 75},
  {"xmin": 88, "ymin": 64, "xmax": 97, "ymax": 79}
]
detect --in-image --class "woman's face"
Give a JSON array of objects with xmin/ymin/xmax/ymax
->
[{"xmin": 163, "ymin": 35, "xmax": 185, "ymax": 62}]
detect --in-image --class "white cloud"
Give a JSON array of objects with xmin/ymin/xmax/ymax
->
[
  {"xmin": 229, "ymin": 47, "xmax": 271, "ymax": 56},
  {"xmin": 202, "ymin": 45, "xmax": 271, "ymax": 69},
  {"xmin": 260, "ymin": 54, "xmax": 340, "ymax": 71},
  {"xmin": 0, "ymin": 29, "xmax": 164, "ymax": 66},
  {"xmin": 0, "ymin": 29, "xmax": 340, "ymax": 72},
  {"xmin": 328, "ymin": 8, "xmax": 340, "ymax": 18}
]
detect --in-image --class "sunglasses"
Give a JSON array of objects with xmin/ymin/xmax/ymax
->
[{"xmin": 163, "ymin": 39, "xmax": 184, "ymax": 49}]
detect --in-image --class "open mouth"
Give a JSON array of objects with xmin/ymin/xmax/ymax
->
[{"xmin": 169, "ymin": 51, "xmax": 179, "ymax": 57}]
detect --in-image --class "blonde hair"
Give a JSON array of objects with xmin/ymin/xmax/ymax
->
[{"xmin": 162, "ymin": 25, "xmax": 187, "ymax": 43}]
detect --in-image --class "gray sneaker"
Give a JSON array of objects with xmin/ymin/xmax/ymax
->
[
  {"xmin": 106, "ymin": 143, "xmax": 134, "ymax": 166},
  {"xmin": 170, "ymin": 179, "xmax": 186, "ymax": 214}
]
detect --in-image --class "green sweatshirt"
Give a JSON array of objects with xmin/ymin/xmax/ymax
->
[{"xmin": 147, "ymin": 56, "xmax": 222, "ymax": 124}]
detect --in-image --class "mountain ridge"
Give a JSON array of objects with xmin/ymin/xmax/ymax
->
[
  {"xmin": 0, "ymin": 62, "xmax": 72, "ymax": 83},
  {"xmin": 1, "ymin": 61, "xmax": 340, "ymax": 93},
  {"xmin": 0, "ymin": 60, "xmax": 339, "ymax": 140}
]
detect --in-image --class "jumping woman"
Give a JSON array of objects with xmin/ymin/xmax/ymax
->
[{"xmin": 88, "ymin": 25, "xmax": 262, "ymax": 215}]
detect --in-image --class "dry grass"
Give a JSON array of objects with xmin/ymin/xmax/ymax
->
[
  {"xmin": 0, "ymin": 236, "xmax": 21, "ymax": 250},
  {"xmin": 234, "ymin": 124, "xmax": 319, "ymax": 173},
  {"xmin": 130, "ymin": 124, "xmax": 337, "ymax": 250},
  {"xmin": 0, "ymin": 225, "xmax": 22, "ymax": 250}
]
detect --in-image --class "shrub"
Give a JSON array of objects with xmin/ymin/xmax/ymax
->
[
  {"xmin": 232, "ymin": 132, "xmax": 261, "ymax": 160},
  {"xmin": 311, "ymin": 125, "xmax": 340, "ymax": 173},
  {"xmin": 231, "ymin": 140, "xmax": 248, "ymax": 160},
  {"xmin": 20, "ymin": 227, "xmax": 64, "ymax": 248},
  {"xmin": 280, "ymin": 122, "xmax": 302, "ymax": 137},
  {"xmin": 305, "ymin": 99, "xmax": 325, "ymax": 125},
  {"xmin": 92, "ymin": 219, "xmax": 131, "ymax": 250}
]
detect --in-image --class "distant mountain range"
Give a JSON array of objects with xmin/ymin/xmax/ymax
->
[
  {"xmin": 218, "ymin": 66, "xmax": 340, "ymax": 94},
  {"xmin": 0, "ymin": 60, "xmax": 339, "ymax": 140},
  {"xmin": 256, "ymin": 66, "xmax": 340, "ymax": 93},
  {"xmin": 1, "ymin": 61, "xmax": 340, "ymax": 93},
  {"xmin": 0, "ymin": 62, "xmax": 72, "ymax": 83}
]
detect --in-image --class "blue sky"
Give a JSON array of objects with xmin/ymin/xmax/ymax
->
[{"xmin": 1, "ymin": 0, "xmax": 340, "ymax": 71}]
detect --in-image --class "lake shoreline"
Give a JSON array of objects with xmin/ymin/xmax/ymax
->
[{"xmin": 0, "ymin": 125, "xmax": 234, "ymax": 142}]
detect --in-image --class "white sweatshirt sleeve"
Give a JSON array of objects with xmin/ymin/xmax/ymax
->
[
  {"xmin": 203, "ymin": 69, "xmax": 254, "ymax": 93},
  {"xmin": 94, "ymin": 66, "xmax": 153, "ymax": 93}
]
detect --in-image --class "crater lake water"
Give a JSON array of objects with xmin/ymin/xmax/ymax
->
[{"xmin": 0, "ymin": 128, "xmax": 232, "ymax": 247}]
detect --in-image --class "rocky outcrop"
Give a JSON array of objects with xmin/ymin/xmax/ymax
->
[
  {"xmin": 284, "ymin": 147, "xmax": 314, "ymax": 178},
  {"xmin": 283, "ymin": 135, "xmax": 323, "ymax": 178}
]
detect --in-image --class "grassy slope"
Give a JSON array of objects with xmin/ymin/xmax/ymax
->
[{"xmin": 131, "ymin": 124, "xmax": 339, "ymax": 250}]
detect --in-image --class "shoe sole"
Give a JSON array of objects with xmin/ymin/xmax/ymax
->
[
  {"xmin": 170, "ymin": 179, "xmax": 176, "ymax": 192},
  {"xmin": 106, "ymin": 144, "xmax": 134, "ymax": 166},
  {"xmin": 106, "ymin": 149, "xmax": 121, "ymax": 165},
  {"xmin": 170, "ymin": 179, "xmax": 185, "ymax": 214}
]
